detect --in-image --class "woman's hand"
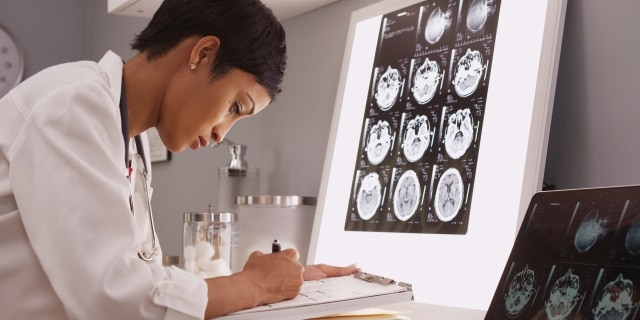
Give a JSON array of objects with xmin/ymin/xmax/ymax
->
[
  {"xmin": 204, "ymin": 248, "xmax": 303, "ymax": 318},
  {"xmin": 303, "ymin": 263, "xmax": 359, "ymax": 281},
  {"xmin": 242, "ymin": 248, "xmax": 305, "ymax": 302},
  {"xmin": 203, "ymin": 249, "xmax": 359, "ymax": 319}
]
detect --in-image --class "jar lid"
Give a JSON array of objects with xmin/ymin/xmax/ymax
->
[
  {"xmin": 235, "ymin": 195, "xmax": 317, "ymax": 207},
  {"xmin": 162, "ymin": 255, "xmax": 180, "ymax": 266},
  {"xmin": 183, "ymin": 211, "xmax": 237, "ymax": 223}
]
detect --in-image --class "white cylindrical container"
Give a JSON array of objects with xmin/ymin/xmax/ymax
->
[
  {"xmin": 235, "ymin": 195, "xmax": 316, "ymax": 267},
  {"xmin": 182, "ymin": 211, "xmax": 239, "ymax": 277}
]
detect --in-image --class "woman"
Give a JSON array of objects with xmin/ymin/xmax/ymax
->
[{"xmin": 0, "ymin": 0, "xmax": 356, "ymax": 319}]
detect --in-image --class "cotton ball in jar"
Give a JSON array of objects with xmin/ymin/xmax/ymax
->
[
  {"xmin": 209, "ymin": 259, "xmax": 232, "ymax": 277},
  {"xmin": 197, "ymin": 258, "xmax": 232, "ymax": 278},
  {"xmin": 194, "ymin": 240, "xmax": 215, "ymax": 259},
  {"xmin": 196, "ymin": 257, "xmax": 214, "ymax": 272}
]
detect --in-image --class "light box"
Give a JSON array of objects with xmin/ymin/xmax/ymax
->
[{"xmin": 308, "ymin": 0, "xmax": 567, "ymax": 310}]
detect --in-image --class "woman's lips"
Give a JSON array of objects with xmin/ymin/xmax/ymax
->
[
  {"xmin": 190, "ymin": 137, "xmax": 210, "ymax": 150},
  {"xmin": 199, "ymin": 136, "xmax": 209, "ymax": 148}
]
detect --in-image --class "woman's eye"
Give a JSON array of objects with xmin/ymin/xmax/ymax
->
[{"xmin": 232, "ymin": 103, "xmax": 242, "ymax": 115}]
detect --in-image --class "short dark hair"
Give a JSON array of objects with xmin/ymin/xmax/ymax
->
[{"xmin": 131, "ymin": 0, "xmax": 287, "ymax": 99}]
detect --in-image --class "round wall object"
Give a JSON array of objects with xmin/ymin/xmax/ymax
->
[{"xmin": 0, "ymin": 24, "xmax": 24, "ymax": 97}]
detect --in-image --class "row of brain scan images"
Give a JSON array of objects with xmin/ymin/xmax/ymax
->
[
  {"xmin": 421, "ymin": 0, "xmax": 499, "ymax": 46},
  {"xmin": 500, "ymin": 263, "xmax": 638, "ymax": 320},
  {"xmin": 374, "ymin": 47, "xmax": 487, "ymax": 112},
  {"xmin": 365, "ymin": 107, "xmax": 475, "ymax": 166},
  {"xmin": 355, "ymin": 165, "xmax": 466, "ymax": 224}
]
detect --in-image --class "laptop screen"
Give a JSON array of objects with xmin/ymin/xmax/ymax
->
[{"xmin": 485, "ymin": 185, "xmax": 640, "ymax": 319}]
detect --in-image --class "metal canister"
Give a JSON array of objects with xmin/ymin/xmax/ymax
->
[
  {"xmin": 235, "ymin": 195, "xmax": 316, "ymax": 266},
  {"xmin": 182, "ymin": 210, "xmax": 239, "ymax": 278}
]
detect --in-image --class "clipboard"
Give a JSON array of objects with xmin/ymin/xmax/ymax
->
[{"xmin": 214, "ymin": 271, "xmax": 414, "ymax": 320}]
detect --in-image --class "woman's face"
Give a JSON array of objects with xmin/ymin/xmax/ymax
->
[{"xmin": 157, "ymin": 66, "xmax": 271, "ymax": 152}]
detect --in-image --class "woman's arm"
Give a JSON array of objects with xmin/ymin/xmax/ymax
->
[
  {"xmin": 204, "ymin": 249, "xmax": 303, "ymax": 318},
  {"xmin": 203, "ymin": 248, "xmax": 358, "ymax": 318}
]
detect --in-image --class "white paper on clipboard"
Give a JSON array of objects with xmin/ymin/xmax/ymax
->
[{"xmin": 214, "ymin": 271, "xmax": 413, "ymax": 320}]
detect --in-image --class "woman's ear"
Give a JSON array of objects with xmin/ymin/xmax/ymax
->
[{"xmin": 189, "ymin": 36, "xmax": 221, "ymax": 68}]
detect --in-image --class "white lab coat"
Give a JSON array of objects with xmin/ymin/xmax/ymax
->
[{"xmin": 0, "ymin": 51, "xmax": 208, "ymax": 319}]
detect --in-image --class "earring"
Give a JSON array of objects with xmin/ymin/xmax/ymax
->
[{"xmin": 189, "ymin": 63, "xmax": 197, "ymax": 70}]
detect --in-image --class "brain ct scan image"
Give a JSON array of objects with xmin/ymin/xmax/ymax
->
[
  {"xmin": 356, "ymin": 172, "xmax": 382, "ymax": 220},
  {"xmin": 574, "ymin": 209, "xmax": 608, "ymax": 253},
  {"xmin": 592, "ymin": 274, "xmax": 637, "ymax": 320},
  {"xmin": 365, "ymin": 120, "xmax": 393, "ymax": 165},
  {"xmin": 503, "ymin": 265, "xmax": 537, "ymax": 318},
  {"xmin": 425, "ymin": 6, "xmax": 452, "ymax": 45},
  {"xmin": 466, "ymin": 0, "xmax": 497, "ymax": 34},
  {"xmin": 544, "ymin": 269, "xmax": 583, "ymax": 320},
  {"xmin": 625, "ymin": 218, "xmax": 640, "ymax": 255},
  {"xmin": 452, "ymin": 48, "xmax": 484, "ymax": 98},
  {"xmin": 393, "ymin": 170, "xmax": 420, "ymax": 221},
  {"xmin": 375, "ymin": 66, "xmax": 403, "ymax": 111},
  {"xmin": 434, "ymin": 167, "xmax": 464, "ymax": 222},
  {"xmin": 444, "ymin": 108, "xmax": 474, "ymax": 160},
  {"xmin": 411, "ymin": 58, "xmax": 443, "ymax": 105},
  {"xmin": 402, "ymin": 115, "xmax": 432, "ymax": 163}
]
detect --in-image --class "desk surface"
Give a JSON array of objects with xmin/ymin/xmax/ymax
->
[{"xmin": 383, "ymin": 301, "xmax": 487, "ymax": 319}]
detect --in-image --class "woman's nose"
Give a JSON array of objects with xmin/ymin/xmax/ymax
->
[{"xmin": 210, "ymin": 126, "xmax": 228, "ymax": 145}]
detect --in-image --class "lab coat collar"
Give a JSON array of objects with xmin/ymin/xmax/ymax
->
[{"xmin": 97, "ymin": 50, "xmax": 125, "ymax": 106}]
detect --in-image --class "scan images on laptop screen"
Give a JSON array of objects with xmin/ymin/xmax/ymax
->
[
  {"xmin": 344, "ymin": 0, "xmax": 501, "ymax": 234},
  {"xmin": 485, "ymin": 186, "xmax": 640, "ymax": 320}
]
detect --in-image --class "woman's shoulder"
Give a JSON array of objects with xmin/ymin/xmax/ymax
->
[
  {"xmin": 18, "ymin": 60, "xmax": 106, "ymax": 96},
  {"xmin": 10, "ymin": 58, "xmax": 121, "ymax": 117}
]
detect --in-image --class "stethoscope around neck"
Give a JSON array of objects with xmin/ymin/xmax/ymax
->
[
  {"xmin": 129, "ymin": 141, "xmax": 159, "ymax": 262},
  {"xmin": 120, "ymin": 78, "xmax": 159, "ymax": 262}
]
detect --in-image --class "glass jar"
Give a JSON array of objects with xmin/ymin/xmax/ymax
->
[{"xmin": 182, "ymin": 210, "xmax": 239, "ymax": 278}]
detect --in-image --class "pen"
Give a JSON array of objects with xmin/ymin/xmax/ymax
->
[{"xmin": 272, "ymin": 239, "xmax": 281, "ymax": 253}]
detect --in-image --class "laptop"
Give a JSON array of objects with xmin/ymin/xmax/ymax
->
[{"xmin": 484, "ymin": 185, "xmax": 640, "ymax": 320}]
